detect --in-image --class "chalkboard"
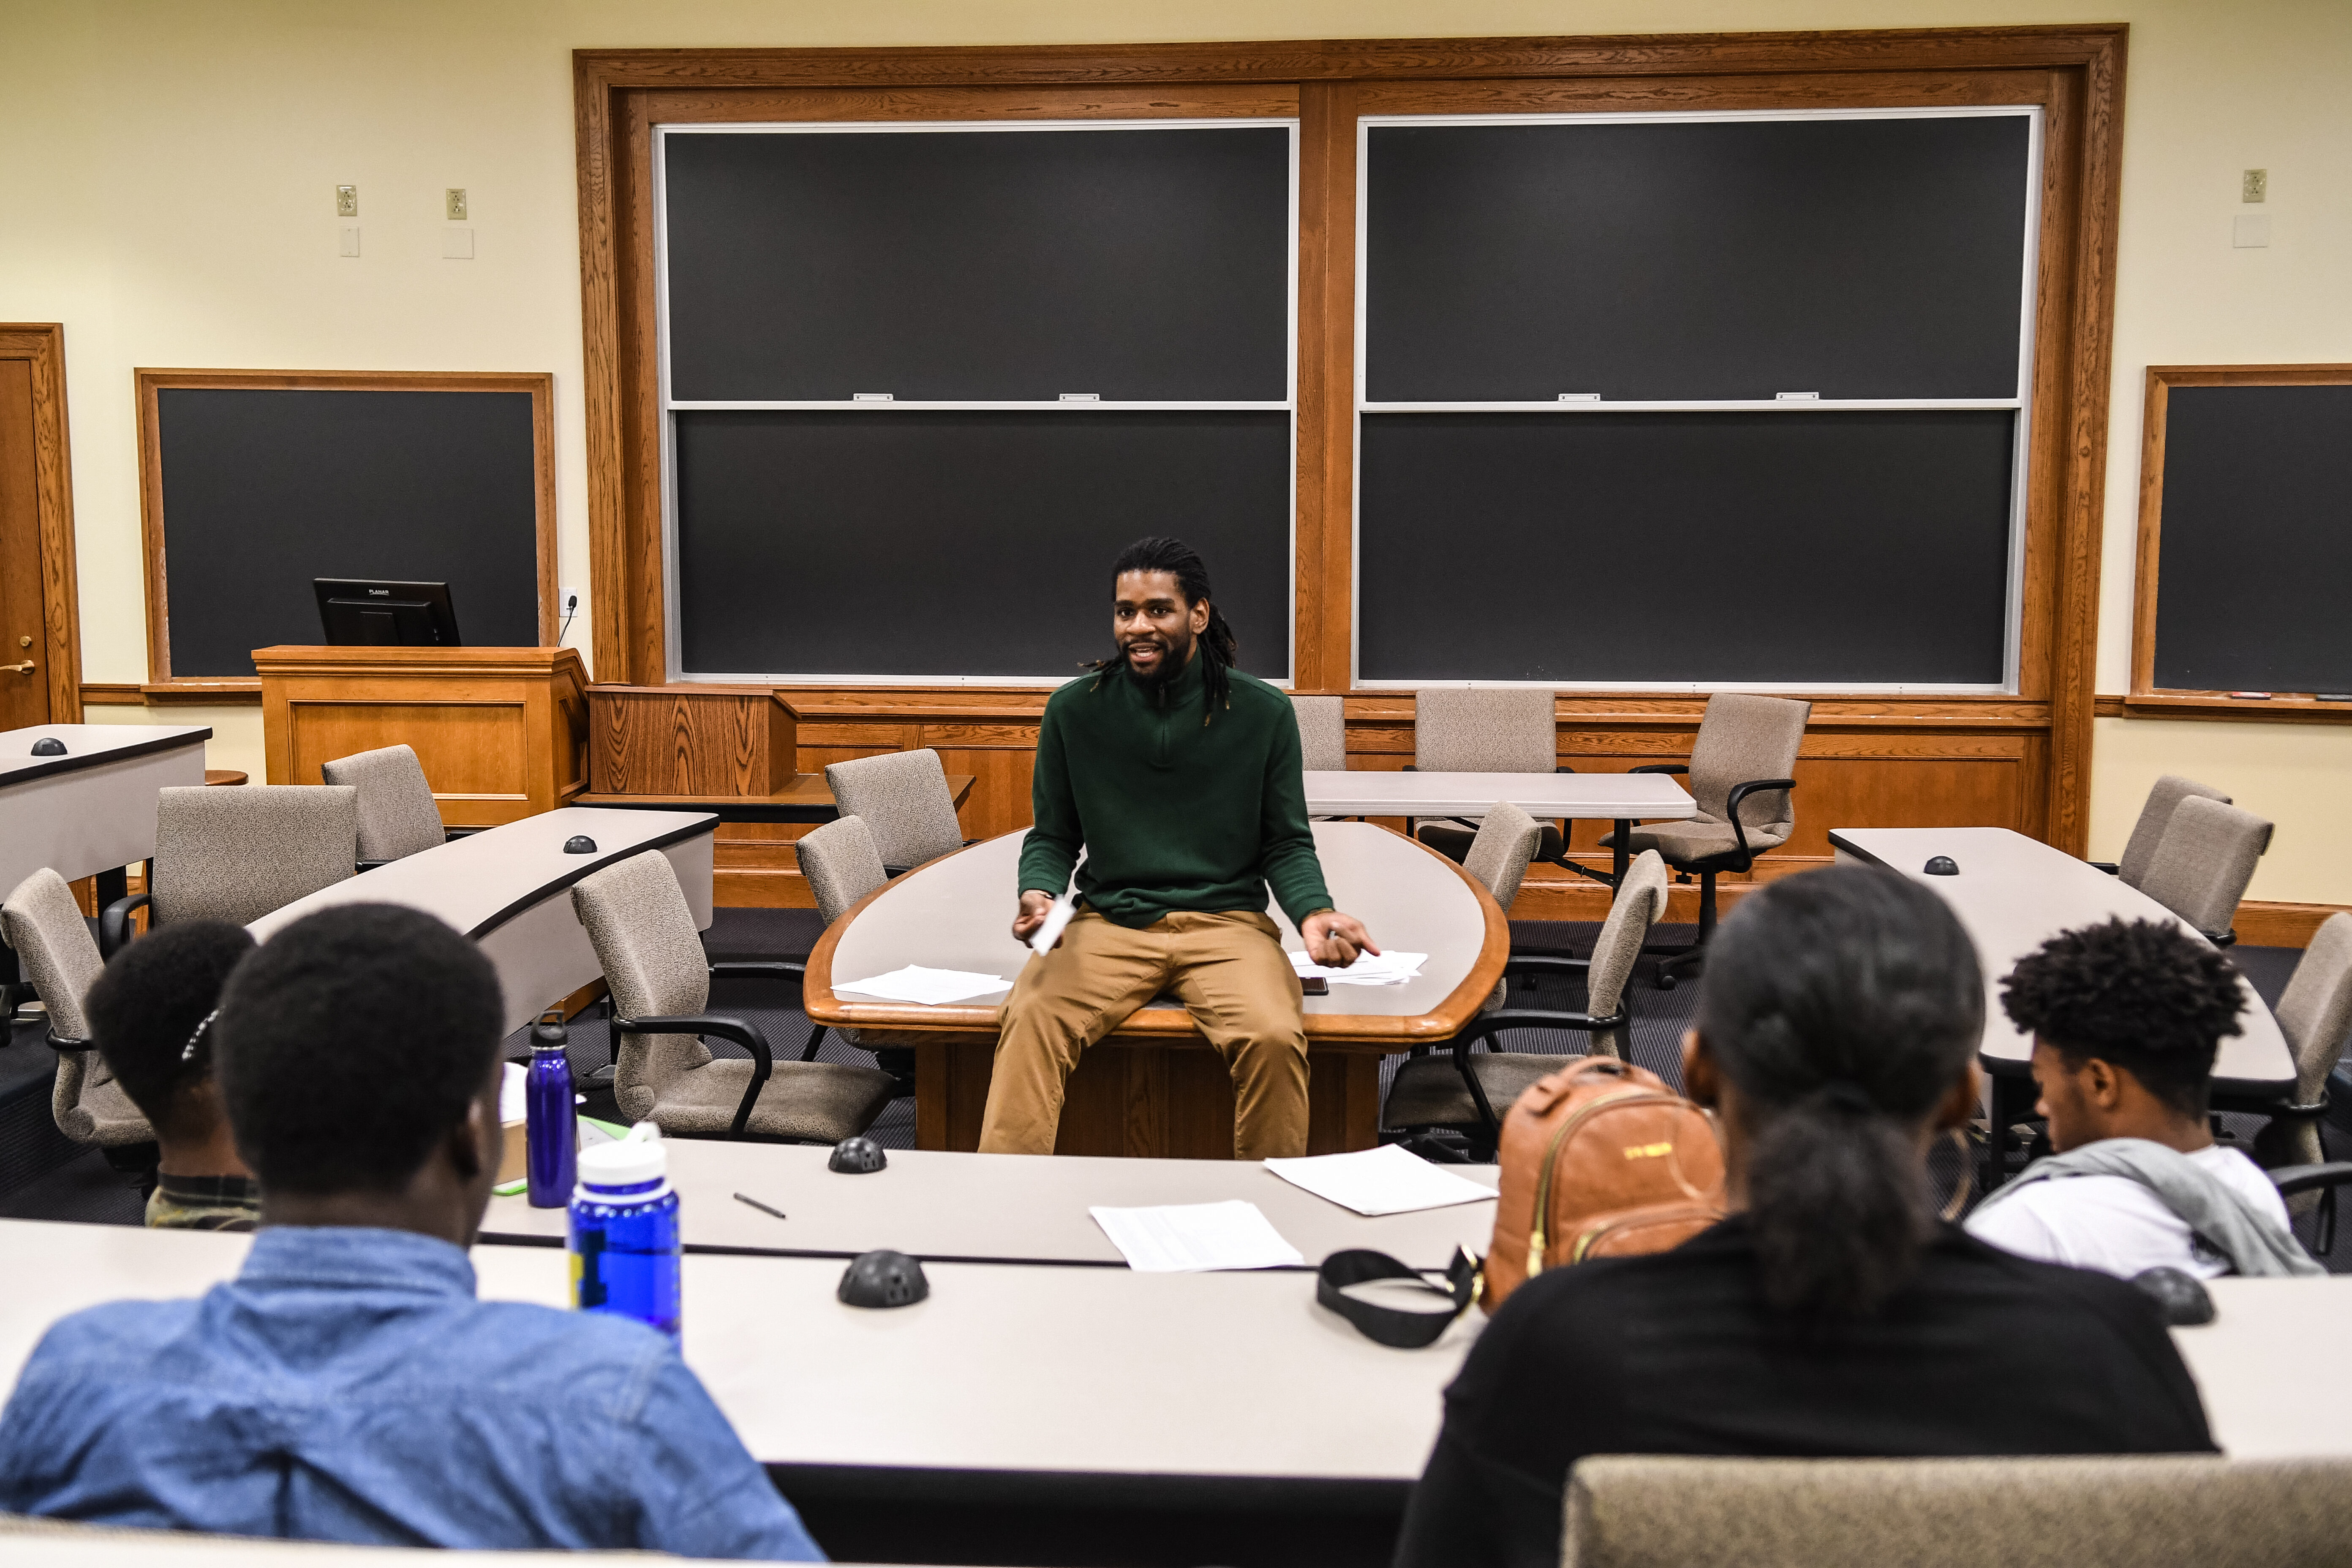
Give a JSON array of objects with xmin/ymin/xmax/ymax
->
[
  {"xmin": 673, "ymin": 411, "xmax": 1290, "ymax": 680},
  {"xmin": 1363, "ymin": 112, "xmax": 2033, "ymax": 402},
  {"xmin": 1357, "ymin": 411, "xmax": 2015, "ymax": 684},
  {"xmin": 145, "ymin": 380, "xmax": 548, "ymax": 681},
  {"xmin": 662, "ymin": 125, "xmax": 1293, "ymax": 402},
  {"xmin": 2150, "ymin": 382, "xmax": 2352, "ymax": 693}
]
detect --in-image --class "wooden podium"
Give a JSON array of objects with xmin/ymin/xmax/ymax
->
[{"xmin": 254, "ymin": 646, "xmax": 589, "ymax": 829}]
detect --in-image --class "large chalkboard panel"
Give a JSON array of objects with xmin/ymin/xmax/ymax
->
[
  {"xmin": 2151, "ymin": 383, "xmax": 2352, "ymax": 693},
  {"xmin": 674, "ymin": 411, "xmax": 1291, "ymax": 679},
  {"xmin": 148, "ymin": 382, "xmax": 547, "ymax": 680},
  {"xmin": 1364, "ymin": 113, "xmax": 2033, "ymax": 402},
  {"xmin": 1358, "ymin": 411, "xmax": 2014, "ymax": 683},
  {"xmin": 662, "ymin": 125, "xmax": 1293, "ymax": 403}
]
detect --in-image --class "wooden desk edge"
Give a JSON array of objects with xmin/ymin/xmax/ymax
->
[{"xmin": 803, "ymin": 825, "xmax": 1511, "ymax": 1050}]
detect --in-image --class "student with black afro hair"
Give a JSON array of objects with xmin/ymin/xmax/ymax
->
[
  {"xmin": 0, "ymin": 903, "xmax": 823, "ymax": 1560},
  {"xmin": 1967, "ymin": 917, "xmax": 2315, "ymax": 1279},
  {"xmin": 84, "ymin": 919, "xmax": 257, "ymax": 1230}
]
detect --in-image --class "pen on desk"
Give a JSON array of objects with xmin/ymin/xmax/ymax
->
[{"xmin": 733, "ymin": 1192, "xmax": 788, "ymax": 1222}]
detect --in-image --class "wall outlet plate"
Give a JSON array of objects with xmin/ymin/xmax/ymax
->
[
  {"xmin": 338, "ymin": 224, "xmax": 361, "ymax": 258},
  {"xmin": 445, "ymin": 187, "xmax": 468, "ymax": 220},
  {"xmin": 442, "ymin": 226, "xmax": 474, "ymax": 259},
  {"xmin": 2233, "ymin": 213, "xmax": 2272, "ymax": 248},
  {"xmin": 2242, "ymin": 168, "xmax": 2268, "ymax": 203},
  {"xmin": 335, "ymin": 184, "xmax": 357, "ymax": 217}
]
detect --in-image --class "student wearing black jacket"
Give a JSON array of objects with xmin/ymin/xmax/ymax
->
[{"xmin": 1393, "ymin": 866, "xmax": 2215, "ymax": 1568}]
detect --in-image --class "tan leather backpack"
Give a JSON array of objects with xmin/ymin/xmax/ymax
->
[{"xmin": 1482, "ymin": 1056, "xmax": 1727, "ymax": 1312}]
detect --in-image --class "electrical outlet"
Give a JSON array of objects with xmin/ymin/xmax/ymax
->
[
  {"xmin": 445, "ymin": 187, "xmax": 468, "ymax": 220},
  {"xmin": 2242, "ymin": 168, "xmax": 2267, "ymax": 203},
  {"xmin": 335, "ymin": 184, "xmax": 357, "ymax": 217},
  {"xmin": 557, "ymin": 587, "xmax": 583, "ymax": 643}
]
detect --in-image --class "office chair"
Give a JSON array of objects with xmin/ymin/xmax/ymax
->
[
  {"xmin": 1408, "ymin": 688, "xmax": 1571, "ymax": 865},
  {"xmin": 100, "ymin": 785, "xmax": 358, "ymax": 954},
  {"xmin": 1601, "ymin": 694, "xmax": 1808, "ymax": 990},
  {"xmin": 2137, "ymin": 796, "xmax": 2272, "ymax": 946},
  {"xmin": 822, "ymin": 749, "xmax": 968, "ymax": 875},
  {"xmin": 2213, "ymin": 912, "xmax": 2352, "ymax": 1189},
  {"xmin": 321, "ymin": 743, "xmax": 475, "ymax": 867},
  {"xmin": 1289, "ymin": 694, "xmax": 1348, "ymax": 772},
  {"xmin": 1, "ymin": 868, "xmax": 153, "ymax": 1160},
  {"xmin": 1382, "ymin": 850, "xmax": 1669, "ymax": 1161},
  {"xmin": 571, "ymin": 849, "xmax": 896, "ymax": 1143},
  {"xmin": 790, "ymin": 814, "xmax": 914, "ymax": 1095},
  {"xmin": 2093, "ymin": 774, "xmax": 2232, "ymax": 888},
  {"xmin": 1561, "ymin": 1453, "xmax": 2347, "ymax": 1568}
]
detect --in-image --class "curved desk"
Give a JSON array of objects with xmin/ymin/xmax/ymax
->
[
  {"xmin": 0, "ymin": 724, "xmax": 210, "ymax": 898},
  {"xmin": 249, "ymin": 807, "xmax": 716, "ymax": 1035},
  {"xmin": 1831, "ymin": 827, "xmax": 2294, "ymax": 1184},
  {"xmin": 805, "ymin": 822, "xmax": 1508, "ymax": 1158}
]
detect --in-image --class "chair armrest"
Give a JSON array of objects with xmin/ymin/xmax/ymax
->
[
  {"xmin": 1554, "ymin": 765, "xmax": 1576, "ymax": 774},
  {"xmin": 1629, "ymin": 764, "xmax": 1688, "ymax": 776},
  {"xmin": 708, "ymin": 960, "xmax": 806, "ymax": 983},
  {"xmin": 443, "ymin": 826, "xmax": 486, "ymax": 841},
  {"xmin": 356, "ymin": 859, "xmax": 394, "ymax": 873},
  {"xmin": 100, "ymin": 893, "xmax": 150, "ymax": 957},
  {"xmin": 2270, "ymin": 1162, "xmax": 2352, "ymax": 1199},
  {"xmin": 45, "ymin": 1028, "xmax": 91, "ymax": 1054},
  {"xmin": 2088, "ymin": 860, "xmax": 2120, "ymax": 875},
  {"xmin": 1502, "ymin": 954, "xmax": 1593, "ymax": 978},
  {"xmin": 1723, "ymin": 778, "xmax": 1798, "ymax": 869},
  {"xmin": 612, "ymin": 1012, "xmax": 776, "ymax": 1139},
  {"xmin": 1455, "ymin": 1006, "xmax": 1622, "ymax": 1043}
]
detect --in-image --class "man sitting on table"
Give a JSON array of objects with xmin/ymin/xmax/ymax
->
[
  {"xmin": 1967, "ymin": 917, "xmax": 2316, "ymax": 1278},
  {"xmin": 985, "ymin": 536, "xmax": 1379, "ymax": 1160},
  {"xmin": 0, "ymin": 903, "xmax": 824, "ymax": 1560}
]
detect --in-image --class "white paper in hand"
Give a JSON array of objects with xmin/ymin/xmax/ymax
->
[
  {"xmin": 1264, "ymin": 1143, "xmax": 1500, "ymax": 1217},
  {"xmin": 832, "ymin": 966, "xmax": 1013, "ymax": 1005},
  {"xmin": 1089, "ymin": 1200, "xmax": 1305, "ymax": 1272},
  {"xmin": 1029, "ymin": 893, "xmax": 1077, "ymax": 955}
]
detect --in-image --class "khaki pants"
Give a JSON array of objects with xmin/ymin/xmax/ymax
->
[{"xmin": 980, "ymin": 910, "xmax": 1310, "ymax": 1159}]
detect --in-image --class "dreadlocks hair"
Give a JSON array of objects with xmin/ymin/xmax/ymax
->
[{"xmin": 1089, "ymin": 536, "xmax": 1240, "ymax": 724}]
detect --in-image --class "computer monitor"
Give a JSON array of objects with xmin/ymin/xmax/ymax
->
[{"xmin": 313, "ymin": 580, "xmax": 462, "ymax": 647}]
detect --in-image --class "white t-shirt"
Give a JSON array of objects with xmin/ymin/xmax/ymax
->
[{"xmin": 1965, "ymin": 1143, "xmax": 2291, "ymax": 1280}]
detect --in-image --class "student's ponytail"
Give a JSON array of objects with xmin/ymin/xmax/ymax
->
[{"xmin": 1695, "ymin": 867, "xmax": 1984, "ymax": 1320}]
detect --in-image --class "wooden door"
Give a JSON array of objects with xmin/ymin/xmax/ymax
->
[{"xmin": 0, "ymin": 357, "xmax": 51, "ymax": 727}]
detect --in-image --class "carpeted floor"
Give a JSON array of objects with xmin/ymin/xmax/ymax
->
[{"xmin": 4, "ymin": 908, "xmax": 2345, "ymax": 1267}]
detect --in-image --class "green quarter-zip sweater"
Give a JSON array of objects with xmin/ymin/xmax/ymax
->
[{"xmin": 1018, "ymin": 653, "xmax": 1333, "ymax": 930}]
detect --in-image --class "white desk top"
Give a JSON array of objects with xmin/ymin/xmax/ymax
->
[
  {"xmin": 1830, "ymin": 828, "xmax": 2293, "ymax": 1089},
  {"xmin": 2175, "ymin": 1277, "xmax": 2352, "ymax": 1458},
  {"xmin": 0, "ymin": 725, "xmax": 212, "ymax": 896},
  {"xmin": 483, "ymin": 1141, "xmax": 1498, "ymax": 1269},
  {"xmin": 808, "ymin": 822, "xmax": 1506, "ymax": 1044},
  {"xmin": 1304, "ymin": 770, "xmax": 1695, "ymax": 821},
  {"xmin": 0, "ymin": 1219, "xmax": 1473, "ymax": 1482}
]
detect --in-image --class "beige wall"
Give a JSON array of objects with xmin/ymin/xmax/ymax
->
[{"xmin": 6, "ymin": 0, "xmax": 2348, "ymax": 898}]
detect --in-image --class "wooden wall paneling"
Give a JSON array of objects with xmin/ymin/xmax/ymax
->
[
  {"xmin": 588, "ymin": 683, "xmax": 795, "ymax": 794},
  {"xmin": 1295, "ymin": 79, "xmax": 1356, "ymax": 692},
  {"xmin": 132, "ymin": 369, "xmax": 559, "ymax": 697},
  {"xmin": 1351, "ymin": 66, "xmax": 2053, "ymax": 116},
  {"xmin": 0, "ymin": 326, "xmax": 81, "ymax": 724}
]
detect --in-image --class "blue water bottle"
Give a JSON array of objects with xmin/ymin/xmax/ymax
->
[
  {"xmin": 569, "ymin": 1123, "xmax": 682, "ymax": 1342},
  {"xmin": 524, "ymin": 1020, "xmax": 576, "ymax": 1209}
]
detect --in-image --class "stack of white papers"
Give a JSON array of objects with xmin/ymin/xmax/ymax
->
[
  {"xmin": 1290, "ymin": 949, "xmax": 1428, "ymax": 986},
  {"xmin": 1089, "ymin": 1200, "xmax": 1306, "ymax": 1272},
  {"xmin": 1265, "ymin": 1144, "xmax": 1501, "ymax": 1217},
  {"xmin": 832, "ymin": 966, "xmax": 1013, "ymax": 1005}
]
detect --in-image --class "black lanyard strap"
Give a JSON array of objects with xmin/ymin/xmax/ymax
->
[{"xmin": 1315, "ymin": 1247, "xmax": 1481, "ymax": 1349}]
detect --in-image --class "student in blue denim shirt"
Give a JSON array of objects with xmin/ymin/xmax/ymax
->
[{"xmin": 0, "ymin": 903, "xmax": 824, "ymax": 1561}]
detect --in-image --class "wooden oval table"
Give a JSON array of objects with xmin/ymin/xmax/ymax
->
[{"xmin": 805, "ymin": 822, "xmax": 1509, "ymax": 1158}]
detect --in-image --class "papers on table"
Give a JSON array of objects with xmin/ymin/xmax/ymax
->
[
  {"xmin": 1028, "ymin": 892, "xmax": 1078, "ymax": 955},
  {"xmin": 1089, "ymin": 1200, "xmax": 1306, "ymax": 1273},
  {"xmin": 1289, "ymin": 949, "xmax": 1428, "ymax": 986},
  {"xmin": 1265, "ymin": 1143, "xmax": 1501, "ymax": 1217},
  {"xmin": 498, "ymin": 1062, "xmax": 526, "ymax": 1124},
  {"xmin": 832, "ymin": 966, "xmax": 1013, "ymax": 1005}
]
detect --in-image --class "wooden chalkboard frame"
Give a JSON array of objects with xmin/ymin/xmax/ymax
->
[
  {"xmin": 133, "ymin": 369, "xmax": 558, "ymax": 702},
  {"xmin": 2128, "ymin": 364, "xmax": 2352, "ymax": 725}
]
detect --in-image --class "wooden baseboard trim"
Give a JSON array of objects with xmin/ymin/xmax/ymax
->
[{"xmin": 78, "ymin": 682, "xmax": 145, "ymax": 706}]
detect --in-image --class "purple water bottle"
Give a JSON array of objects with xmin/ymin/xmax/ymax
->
[{"xmin": 525, "ymin": 1018, "xmax": 577, "ymax": 1208}]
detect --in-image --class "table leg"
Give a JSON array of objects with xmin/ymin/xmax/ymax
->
[
  {"xmin": 1613, "ymin": 821, "xmax": 1631, "ymax": 888},
  {"xmin": 1984, "ymin": 1071, "xmax": 2036, "ymax": 1190}
]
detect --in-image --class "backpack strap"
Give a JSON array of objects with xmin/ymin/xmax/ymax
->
[{"xmin": 1316, "ymin": 1247, "xmax": 1481, "ymax": 1348}]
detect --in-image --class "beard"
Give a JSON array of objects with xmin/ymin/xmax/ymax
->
[{"xmin": 1120, "ymin": 624, "xmax": 1196, "ymax": 690}]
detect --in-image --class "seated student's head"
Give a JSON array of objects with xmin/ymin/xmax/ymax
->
[
  {"xmin": 215, "ymin": 903, "xmax": 506, "ymax": 1240},
  {"xmin": 1683, "ymin": 865, "xmax": 1984, "ymax": 1320},
  {"xmin": 85, "ymin": 920, "xmax": 256, "ymax": 1167},
  {"xmin": 2000, "ymin": 917, "xmax": 2244, "ymax": 1154}
]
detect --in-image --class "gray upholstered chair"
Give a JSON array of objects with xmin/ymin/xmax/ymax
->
[
  {"xmin": 102, "ymin": 785, "xmax": 359, "ymax": 952},
  {"xmin": 2098, "ymin": 773, "xmax": 2232, "ymax": 888},
  {"xmin": 1382, "ymin": 850, "xmax": 1669, "ymax": 1160},
  {"xmin": 572, "ymin": 849, "xmax": 896, "ymax": 1142},
  {"xmin": 791, "ymin": 814, "xmax": 913, "ymax": 1094},
  {"xmin": 2, "ymin": 868, "xmax": 151, "ymax": 1153},
  {"xmin": 1560, "ymin": 1453, "xmax": 2347, "ymax": 1568},
  {"xmin": 1459, "ymin": 800, "xmax": 1544, "ymax": 915},
  {"xmin": 822, "ymin": 749, "xmax": 967, "ymax": 875},
  {"xmin": 1289, "ymin": 694, "xmax": 1348, "ymax": 773},
  {"xmin": 2137, "ymin": 795, "xmax": 2271, "ymax": 946},
  {"xmin": 1601, "ymin": 693, "xmax": 1808, "ymax": 988},
  {"xmin": 2216, "ymin": 912, "xmax": 2352, "ymax": 1194},
  {"xmin": 1409, "ymin": 689, "xmax": 1569, "ymax": 864},
  {"xmin": 321, "ymin": 743, "xmax": 465, "ymax": 866}
]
